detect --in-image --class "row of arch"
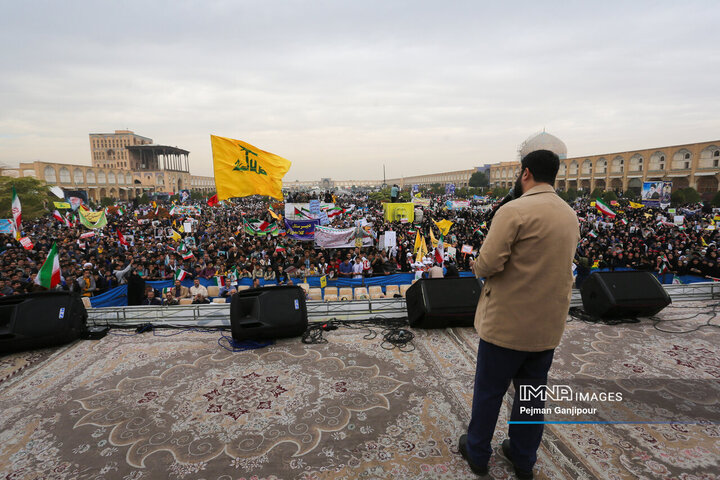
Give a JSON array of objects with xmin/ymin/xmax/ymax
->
[
  {"xmin": 492, "ymin": 146, "xmax": 720, "ymax": 180},
  {"xmin": 493, "ymin": 176, "xmax": 720, "ymax": 194},
  {"xmin": 44, "ymin": 166, "xmax": 136, "ymax": 186}
]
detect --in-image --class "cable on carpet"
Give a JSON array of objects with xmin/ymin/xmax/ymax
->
[
  {"xmin": 301, "ymin": 317, "xmax": 415, "ymax": 352},
  {"xmin": 568, "ymin": 307, "xmax": 640, "ymax": 326},
  {"xmin": 650, "ymin": 301, "xmax": 720, "ymax": 334},
  {"xmin": 218, "ymin": 332, "xmax": 274, "ymax": 352}
]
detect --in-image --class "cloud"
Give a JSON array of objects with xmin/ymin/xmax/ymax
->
[{"xmin": 1, "ymin": 1, "xmax": 718, "ymax": 180}]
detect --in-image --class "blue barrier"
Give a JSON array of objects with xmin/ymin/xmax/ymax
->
[
  {"xmin": 588, "ymin": 268, "xmax": 710, "ymax": 285},
  {"xmin": 88, "ymin": 268, "xmax": 711, "ymax": 308},
  {"xmin": 89, "ymin": 271, "xmax": 478, "ymax": 307}
]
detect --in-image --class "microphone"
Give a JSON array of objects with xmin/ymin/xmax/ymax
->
[{"xmin": 485, "ymin": 188, "xmax": 516, "ymax": 225}]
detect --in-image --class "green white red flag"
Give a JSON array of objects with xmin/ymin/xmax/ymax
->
[
  {"xmin": 35, "ymin": 242, "xmax": 61, "ymax": 289},
  {"xmin": 175, "ymin": 268, "xmax": 190, "ymax": 281},
  {"xmin": 11, "ymin": 185, "xmax": 21, "ymax": 240},
  {"xmin": 595, "ymin": 199, "xmax": 616, "ymax": 218}
]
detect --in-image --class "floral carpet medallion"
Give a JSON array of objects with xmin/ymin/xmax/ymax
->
[
  {"xmin": 1, "ymin": 303, "xmax": 719, "ymax": 479},
  {"xmin": 74, "ymin": 349, "xmax": 404, "ymax": 467}
]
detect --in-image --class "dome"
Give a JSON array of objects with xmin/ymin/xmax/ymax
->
[{"xmin": 518, "ymin": 131, "xmax": 567, "ymax": 160}]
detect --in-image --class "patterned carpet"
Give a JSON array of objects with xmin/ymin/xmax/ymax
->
[{"xmin": 1, "ymin": 301, "xmax": 719, "ymax": 479}]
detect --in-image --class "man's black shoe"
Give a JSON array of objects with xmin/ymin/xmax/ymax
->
[
  {"xmin": 500, "ymin": 439, "xmax": 534, "ymax": 479},
  {"xmin": 458, "ymin": 434, "xmax": 488, "ymax": 476}
]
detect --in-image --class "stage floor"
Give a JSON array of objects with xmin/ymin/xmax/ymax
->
[{"xmin": 1, "ymin": 301, "xmax": 719, "ymax": 479}]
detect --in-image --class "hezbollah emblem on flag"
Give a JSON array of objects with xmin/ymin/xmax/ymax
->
[{"xmin": 211, "ymin": 135, "xmax": 291, "ymax": 201}]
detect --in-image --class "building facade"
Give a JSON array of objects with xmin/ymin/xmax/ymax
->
[
  {"xmin": 6, "ymin": 161, "xmax": 214, "ymax": 201},
  {"xmin": 89, "ymin": 130, "xmax": 153, "ymax": 169},
  {"xmin": 284, "ymin": 167, "xmax": 483, "ymax": 191},
  {"xmin": 489, "ymin": 139, "xmax": 720, "ymax": 195}
]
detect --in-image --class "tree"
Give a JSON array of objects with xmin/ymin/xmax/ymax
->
[
  {"xmin": 601, "ymin": 190, "xmax": 618, "ymax": 203},
  {"xmin": 100, "ymin": 197, "xmax": 114, "ymax": 207},
  {"xmin": 671, "ymin": 190, "xmax": 686, "ymax": 206},
  {"xmin": 590, "ymin": 188, "xmax": 604, "ymax": 200},
  {"xmin": 566, "ymin": 188, "xmax": 579, "ymax": 201},
  {"xmin": 0, "ymin": 176, "xmax": 56, "ymax": 220},
  {"xmin": 681, "ymin": 187, "xmax": 701, "ymax": 204},
  {"xmin": 490, "ymin": 187, "xmax": 509, "ymax": 198},
  {"xmin": 712, "ymin": 191, "xmax": 720, "ymax": 207},
  {"xmin": 468, "ymin": 171, "xmax": 489, "ymax": 188}
]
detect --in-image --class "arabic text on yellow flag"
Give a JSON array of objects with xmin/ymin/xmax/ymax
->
[
  {"xmin": 629, "ymin": 201, "xmax": 644, "ymax": 209},
  {"xmin": 433, "ymin": 219, "xmax": 453, "ymax": 236},
  {"xmin": 413, "ymin": 230, "xmax": 423, "ymax": 254},
  {"xmin": 171, "ymin": 230, "xmax": 182, "ymax": 241},
  {"xmin": 416, "ymin": 236, "xmax": 428, "ymax": 263},
  {"xmin": 429, "ymin": 228, "xmax": 438, "ymax": 248},
  {"xmin": 211, "ymin": 135, "xmax": 291, "ymax": 201}
]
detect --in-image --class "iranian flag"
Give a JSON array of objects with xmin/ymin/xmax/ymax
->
[
  {"xmin": 175, "ymin": 268, "xmax": 190, "ymax": 281},
  {"xmin": 35, "ymin": 243, "xmax": 61, "ymax": 289},
  {"xmin": 588, "ymin": 230, "xmax": 597, "ymax": 238},
  {"xmin": 327, "ymin": 207, "xmax": 345, "ymax": 218},
  {"xmin": 434, "ymin": 234, "xmax": 445, "ymax": 265},
  {"xmin": 11, "ymin": 185, "xmax": 21, "ymax": 240},
  {"xmin": 177, "ymin": 241, "xmax": 194, "ymax": 260},
  {"xmin": 52, "ymin": 210, "xmax": 64, "ymax": 224},
  {"xmin": 213, "ymin": 276, "xmax": 227, "ymax": 287},
  {"xmin": 169, "ymin": 205, "xmax": 176, "ymax": 215},
  {"xmin": 595, "ymin": 199, "xmax": 616, "ymax": 218},
  {"xmin": 117, "ymin": 229, "xmax": 129, "ymax": 246},
  {"xmin": 275, "ymin": 245, "xmax": 286, "ymax": 254},
  {"xmin": 620, "ymin": 218, "xmax": 628, "ymax": 225}
]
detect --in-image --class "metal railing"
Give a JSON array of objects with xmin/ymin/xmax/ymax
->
[{"xmin": 88, "ymin": 283, "xmax": 720, "ymax": 328}]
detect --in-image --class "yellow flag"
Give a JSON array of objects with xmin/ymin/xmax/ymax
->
[
  {"xmin": 211, "ymin": 135, "xmax": 291, "ymax": 201},
  {"xmin": 171, "ymin": 229, "xmax": 181, "ymax": 241},
  {"xmin": 320, "ymin": 275, "xmax": 327, "ymax": 288},
  {"xmin": 416, "ymin": 236, "xmax": 428, "ymax": 263},
  {"xmin": 702, "ymin": 237, "xmax": 708, "ymax": 247},
  {"xmin": 413, "ymin": 230, "xmax": 423, "ymax": 254},
  {"xmin": 629, "ymin": 201, "xmax": 644, "ymax": 209},
  {"xmin": 433, "ymin": 219, "xmax": 453, "ymax": 236},
  {"xmin": 590, "ymin": 201, "xmax": 596, "ymax": 207},
  {"xmin": 178, "ymin": 224, "xmax": 185, "ymax": 233},
  {"xmin": 268, "ymin": 208, "xmax": 281, "ymax": 221},
  {"xmin": 592, "ymin": 260, "xmax": 600, "ymax": 268},
  {"xmin": 429, "ymin": 228, "xmax": 438, "ymax": 248}
]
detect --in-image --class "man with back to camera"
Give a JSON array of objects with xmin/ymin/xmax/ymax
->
[{"xmin": 458, "ymin": 150, "xmax": 580, "ymax": 479}]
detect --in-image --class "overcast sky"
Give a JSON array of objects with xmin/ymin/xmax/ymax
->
[{"xmin": 1, "ymin": 1, "xmax": 718, "ymax": 181}]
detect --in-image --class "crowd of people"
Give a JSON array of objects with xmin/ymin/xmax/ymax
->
[{"xmin": 1, "ymin": 187, "xmax": 718, "ymax": 304}]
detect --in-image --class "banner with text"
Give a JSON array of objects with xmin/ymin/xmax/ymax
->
[
  {"xmin": 284, "ymin": 218, "xmax": 320, "ymax": 240},
  {"xmin": 314, "ymin": 226, "xmax": 374, "ymax": 248}
]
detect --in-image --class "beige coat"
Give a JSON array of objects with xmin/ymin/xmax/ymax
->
[{"xmin": 473, "ymin": 184, "xmax": 579, "ymax": 352}]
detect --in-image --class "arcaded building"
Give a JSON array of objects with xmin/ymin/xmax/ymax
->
[
  {"xmin": 489, "ymin": 132, "xmax": 720, "ymax": 195},
  {"xmin": 1, "ymin": 130, "xmax": 215, "ymax": 201}
]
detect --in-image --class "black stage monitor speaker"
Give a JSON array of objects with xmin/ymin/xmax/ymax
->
[
  {"xmin": 406, "ymin": 277, "xmax": 482, "ymax": 329},
  {"xmin": 581, "ymin": 271, "xmax": 671, "ymax": 319},
  {"xmin": 231, "ymin": 286, "xmax": 308, "ymax": 341},
  {"xmin": 0, "ymin": 291, "xmax": 88, "ymax": 354}
]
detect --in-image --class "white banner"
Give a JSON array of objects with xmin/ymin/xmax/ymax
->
[
  {"xmin": 285, "ymin": 202, "xmax": 335, "ymax": 219},
  {"xmin": 314, "ymin": 226, "xmax": 373, "ymax": 248}
]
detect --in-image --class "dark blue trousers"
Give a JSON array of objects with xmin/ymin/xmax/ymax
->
[{"xmin": 466, "ymin": 339, "xmax": 555, "ymax": 471}]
